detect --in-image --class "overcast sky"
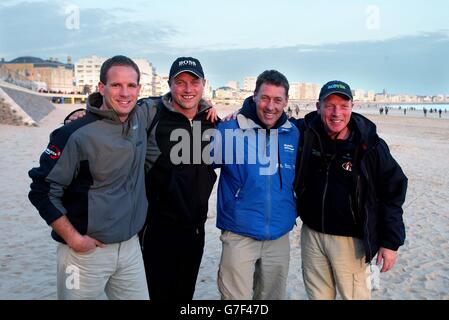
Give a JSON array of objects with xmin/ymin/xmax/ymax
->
[{"xmin": 1, "ymin": 0, "xmax": 448, "ymax": 95}]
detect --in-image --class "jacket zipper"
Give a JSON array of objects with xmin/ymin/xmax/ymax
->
[
  {"xmin": 349, "ymin": 195, "xmax": 357, "ymax": 224},
  {"xmin": 359, "ymin": 152, "xmax": 373, "ymax": 262},
  {"xmin": 321, "ymin": 163, "xmax": 331, "ymax": 233},
  {"xmin": 265, "ymin": 132, "xmax": 272, "ymax": 238},
  {"xmin": 235, "ymin": 188, "xmax": 241, "ymax": 198},
  {"xmin": 141, "ymin": 224, "xmax": 148, "ymax": 251}
]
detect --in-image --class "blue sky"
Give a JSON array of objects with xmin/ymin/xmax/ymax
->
[{"xmin": 1, "ymin": 0, "xmax": 449, "ymax": 95}]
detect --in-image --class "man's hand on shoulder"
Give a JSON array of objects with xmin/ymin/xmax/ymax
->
[
  {"xmin": 205, "ymin": 100, "xmax": 219, "ymax": 123},
  {"xmin": 64, "ymin": 109, "xmax": 86, "ymax": 125}
]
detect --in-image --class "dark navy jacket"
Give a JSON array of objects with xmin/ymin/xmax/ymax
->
[{"xmin": 293, "ymin": 111, "xmax": 407, "ymax": 262}]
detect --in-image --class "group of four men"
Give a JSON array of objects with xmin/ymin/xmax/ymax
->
[{"xmin": 28, "ymin": 55, "xmax": 407, "ymax": 300}]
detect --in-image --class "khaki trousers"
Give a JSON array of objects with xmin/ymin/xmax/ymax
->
[
  {"xmin": 57, "ymin": 235, "xmax": 149, "ymax": 300},
  {"xmin": 301, "ymin": 224, "xmax": 371, "ymax": 300},
  {"xmin": 217, "ymin": 231, "xmax": 290, "ymax": 300}
]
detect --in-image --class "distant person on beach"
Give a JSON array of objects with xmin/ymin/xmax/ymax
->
[
  {"xmin": 423, "ymin": 108, "xmax": 427, "ymax": 117},
  {"xmin": 28, "ymin": 55, "xmax": 152, "ymax": 300},
  {"xmin": 292, "ymin": 80, "xmax": 408, "ymax": 300},
  {"xmin": 385, "ymin": 106, "xmax": 389, "ymax": 115},
  {"xmin": 214, "ymin": 70, "xmax": 298, "ymax": 299},
  {"xmin": 404, "ymin": 108, "xmax": 407, "ymax": 115},
  {"xmin": 439, "ymin": 109, "xmax": 442, "ymax": 118},
  {"xmin": 295, "ymin": 104, "xmax": 300, "ymax": 117},
  {"xmin": 379, "ymin": 107, "xmax": 384, "ymax": 115}
]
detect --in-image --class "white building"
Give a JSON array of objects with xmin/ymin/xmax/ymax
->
[
  {"xmin": 75, "ymin": 55, "xmax": 105, "ymax": 93},
  {"xmin": 134, "ymin": 58, "xmax": 156, "ymax": 97},
  {"xmin": 353, "ymin": 89, "xmax": 365, "ymax": 101},
  {"xmin": 75, "ymin": 55, "xmax": 157, "ymax": 96},
  {"xmin": 203, "ymin": 79, "xmax": 213, "ymax": 100},
  {"xmin": 226, "ymin": 80, "xmax": 240, "ymax": 91},
  {"xmin": 303, "ymin": 83, "xmax": 320, "ymax": 100},
  {"xmin": 289, "ymin": 83, "xmax": 301, "ymax": 100},
  {"xmin": 154, "ymin": 75, "xmax": 170, "ymax": 96},
  {"xmin": 243, "ymin": 76, "xmax": 257, "ymax": 92},
  {"xmin": 214, "ymin": 86, "xmax": 240, "ymax": 100}
]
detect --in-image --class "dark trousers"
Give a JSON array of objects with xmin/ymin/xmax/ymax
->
[{"xmin": 141, "ymin": 224, "xmax": 205, "ymax": 301}]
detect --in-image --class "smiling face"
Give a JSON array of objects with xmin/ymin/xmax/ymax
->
[
  {"xmin": 253, "ymin": 83, "xmax": 289, "ymax": 129},
  {"xmin": 169, "ymin": 72, "xmax": 205, "ymax": 118},
  {"xmin": 98, "ymin": 65, "xmax": 141, "ymax": 122},
  {"xmin": 317, "ymin": 93, "xmax": 353, "ymax": 140}
]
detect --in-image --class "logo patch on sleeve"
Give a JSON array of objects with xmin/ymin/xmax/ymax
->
[
  {"xmin": 45, "ymin": 145, "xmax": 61, "ymax": 160},
  {"xmin": 342, "ymin": 161, "xmax": 353, "ymax": 172}
]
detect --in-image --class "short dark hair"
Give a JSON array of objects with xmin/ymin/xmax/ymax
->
[
  {"xmin": 100, "ymin": 55, "xmax": 140, "ymax": 85},
  {"xmin": 254, "ymin": 70, "xmax": 289, "ymax": 97}
]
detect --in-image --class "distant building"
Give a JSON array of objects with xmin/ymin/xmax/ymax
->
[
  {"xmin": 75, "ymin": 55, "xmax": 105, "ymax": 93},
  {"xmin": 0, "ymin": 56, "xmax": 75, "ymax": 92},
  {"xmin": 154, "ymin": 75, "xmax": 170, "ymax": 96},
  {"xmin": 226, "ymin": 80, "xmax": 240, "ymax": 91},
  {"xmin": 367, "ymin": 90, "xmax": 375, "ymax": 101},
  {"xmin": 303, "ymin": 83, "xmax": 320, "ymax": 100},
  {"xmin": 289, "ymin": 83, "xmax": 301, "ymax": 100},
  {"xmin": 243, "ymin": 76, "xmax": 257, "ymax": 92},
  {"xmin": 203, "ymin": 79, "xmax": 213, "ymax": 100},
  {"xmin": 375, "ymin": 94, "xmax": 387, "ymax": 102},
  {"xmin": 134, "ymin": 58, "xmax": 156, "ymax": 97},
  {"xmin": 75, "ymin": 55, "xmax": 157, "ymax": 96},
  {"xmin": 214, "ymin": 86, "xmax": 239, "ymax": 100},
  {"xmin": 353, "ymin": 89, "xmax": 365, "ymax": 101}
]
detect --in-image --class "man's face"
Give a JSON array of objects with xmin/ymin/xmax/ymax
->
[
  {"xmin": 98, "ymin": 65, "xmax": 141, "ymax": 122},
  {"xmin": 169, "ymin": 72, "xmax": 205, "ymax": 111},
  {"xmin": 253, "ymin": 83, "xmax": 288, "ymax": 129},
  {"xmin": 317, "ymin": 94, "xmax": 353, "ymax": 139}
]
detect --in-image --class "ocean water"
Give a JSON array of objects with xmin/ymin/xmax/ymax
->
[{"xmin": 364, "ymin": 104, "xmax": 449, "ymax": 111}]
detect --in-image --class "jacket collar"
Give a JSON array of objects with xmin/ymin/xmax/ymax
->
[
  {"xmin": 86, "ymin": 92, "xmax": 135, "ymax": 123},
  {"xmin": 238, "ymin": 96, "xmax": 291, "ymax": 130},
  {"xmin": 304, "ymin": 110, "xmax": 378, "ymax": 147}
]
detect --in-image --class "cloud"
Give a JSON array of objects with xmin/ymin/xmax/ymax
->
[
  {"xmin": 174, "ymin": 31, "xmax": 449, "ymax": 95},
  {"xmin": 0, "ymin": 1, "xmax": 178, "ymax": 59},
  {"xmin": 1, "ymin": 2, "xmax": 447, "ymax": 95}
]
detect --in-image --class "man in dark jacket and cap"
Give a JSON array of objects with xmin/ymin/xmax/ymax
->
[{"xmin": 293, "ymin": 80, "xmax": 407, "ymax": 300}]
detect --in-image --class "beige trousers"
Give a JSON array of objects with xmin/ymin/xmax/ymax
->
[
  {"xmin": 57, "ymin": 235, "xmax": 149, "ymax": 300},
  {"xmin": 217, "ymin": 231, "xmax": 290, "ymax": 300},
  {"xmin": 301, "ymin": 224, "xmax": 371, "ymax": 300}
]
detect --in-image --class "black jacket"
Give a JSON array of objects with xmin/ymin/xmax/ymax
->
[
  {"xmin": 293, "ymin": 111, "xmax": 407, "ymax": 262},
  {"xmin": 141, "ymin": 93, "xmax": 217, "ymax": 230}
]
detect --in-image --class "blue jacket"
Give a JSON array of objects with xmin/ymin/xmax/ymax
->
[{"xmin": 215, "ymin": 97, "xmax": 299, "ymax": 240}]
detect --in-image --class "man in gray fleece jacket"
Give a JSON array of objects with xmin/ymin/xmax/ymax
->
[{"xmin": 28, "ymin": 55, "xmax": 156, "ymax": 299}]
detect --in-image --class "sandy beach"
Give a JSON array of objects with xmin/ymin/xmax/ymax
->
[{"xmin": 1, "ymin": 103, "xmax": 448, "ymax": 300}]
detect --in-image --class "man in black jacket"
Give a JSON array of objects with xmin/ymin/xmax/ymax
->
[
  {"xmin": 294, "ymin": 80, "xmax": 407, "ymax": 300},
  {"xmin": 139, "ymin": 57, "xmax": 217, "ymax": 300}
]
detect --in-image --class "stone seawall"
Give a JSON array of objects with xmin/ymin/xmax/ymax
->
[{"xmin": 0, "ymin": 85, "xmax": 55, "ymax": 126}]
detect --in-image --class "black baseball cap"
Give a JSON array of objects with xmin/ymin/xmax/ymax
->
[
  {"xmin": 319, "ymin": 80, "xmax": 353, "ymax": 101},
  {"xmin": 169, "ymin": 57, "xmax": 204, "ymax": 80}
]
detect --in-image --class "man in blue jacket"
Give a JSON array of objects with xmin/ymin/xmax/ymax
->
[
  {"xmin": 213, "ymin": 70, "xmax": 299, "ymax": 299},
  {"xmin": 293, "ymin": 80, "xmax": 407, "ymax": 299}
]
